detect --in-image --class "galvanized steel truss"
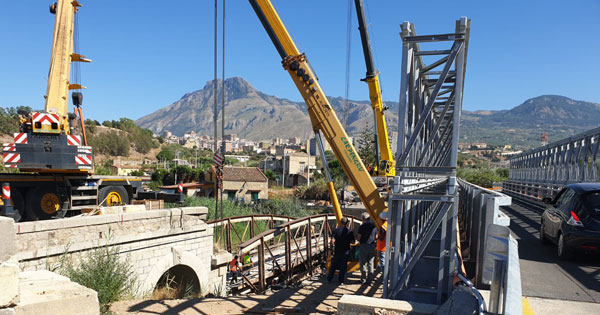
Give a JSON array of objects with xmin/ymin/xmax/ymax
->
[
  {"xmin": 384, "ymin": 17, "xmax": 470, "ymax": 304},
  {"xmin": 509, "ymin": 127, "xmax": 600, "ymax": 185}
]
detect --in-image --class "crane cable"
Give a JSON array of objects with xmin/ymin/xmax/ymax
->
[{"xmin": 342, "ymin": 0, "xmax": 353, "ymax": 130}]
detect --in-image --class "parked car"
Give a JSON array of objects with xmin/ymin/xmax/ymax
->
[{"xmin": 540, "ymin": 183, "xmax": 600, "ymax": 259}]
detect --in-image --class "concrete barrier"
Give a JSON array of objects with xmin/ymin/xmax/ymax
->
[
  {"xmin": 337, "ymin": 295, "xmax": 438, "ymax": 314},
  {"xmin": 0, "ymin": 217, "xmax": 99, "ymax": 315}
]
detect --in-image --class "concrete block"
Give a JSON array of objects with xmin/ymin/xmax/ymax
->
[
  {"xmin": 0, "ymin": 217, "xmax": 17, "ymax": 262},
  {"xmin": 16, "ymin": 270, "xmax": 99, "ymax": 315},
  {"xmin": 0, "ymin": 260, "xmax": 19, "ymax": 307},
  {"xmin": 62, "ymin": 217, "xmax": 89, "ymax": 229},
  {"xmin": 123, "ymin": 204, "xmax": 146, "ymax": 214},
  {"xmin": 0, "ymin": 308, "xmax": 16, "ymax": 315},
  {"xmin": 211, "ymin": 252, "xmax": 232, "ymax": 267},
  {"xmin": 98, "ymin": 206, "xmax": 123, "ymax": 215},
  {"xmin": 15, "ymin": 223, "xmax": 34, "ymax": 234},
  {"xmin": 337, "ymin": 295, "xmax": 438, "ymax": 315}
]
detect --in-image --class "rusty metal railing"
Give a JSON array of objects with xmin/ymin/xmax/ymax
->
[
  {"xmin": 208, "ymin": 214, "xmax": 292, "ymax": 252},
  {"xmin": 217, "ymin": 214, "xmax": 361, "ymax": 292}
]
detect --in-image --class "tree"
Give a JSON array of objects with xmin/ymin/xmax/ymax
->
[
  {"xmin": 264, "ymin": 169, "xmax": 276, "ymax": 183},
  {"xmin": 356, "ymin": 123, "xmax": 376, "ymax": 169},
  {"xmin": 156, "ymin": 150, "xmax": 174, "ymax": 162}
]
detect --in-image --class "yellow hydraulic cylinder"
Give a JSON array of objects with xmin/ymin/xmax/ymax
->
[{"xmin": 328, "ymin": 181, "xmax": 342, "ymax": 226}]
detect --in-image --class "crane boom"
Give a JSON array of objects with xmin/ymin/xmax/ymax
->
[
  {"xmin": 249, "ymin": 0, "xmax": 386, "ymax": 227},
  {"xmin": 354, "ymin": 0, "xmax": 395, "ymax": 177},
  {"xmin": 43, "ymin": 0, "xmax": 90, "ymax": 135}
]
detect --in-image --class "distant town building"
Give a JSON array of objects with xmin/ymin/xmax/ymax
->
[
  {"xmin": 308, "ymin": 137, "xmax": 332, "ymax": 156},
  {"xmin": 109, "ymin": 164, "xmax": 141, "ymax": 176},
  {"xmin": 541, "ymin": 133, "xmax": 549, "ymax": 146},
  {"xmin": 205, "ymin": 166, "xmax": 268, "ymax": 202},
  {"xmin": 284, "ymin": 152, "xmax": 315, "ymax": 176},
  {"xmin": 224, "ymin": 134, "xmax": 237, "ymax": 141}
]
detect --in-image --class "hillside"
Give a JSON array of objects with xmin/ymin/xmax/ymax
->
[
  {"xmin": 460, "ymin": 95, "xmax": 600, "ymax": 148},
  {"xmin": 136, "ymin": 77, "xmax": 314, "ymax": 140},
  {"xmin": 136, "ymin": 77, "xmax": 399, "ymax": 139}
]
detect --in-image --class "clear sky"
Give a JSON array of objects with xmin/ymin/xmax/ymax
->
[{"xmin": 1, "ymin": 0, "xmax": 599, "ymax": 122}]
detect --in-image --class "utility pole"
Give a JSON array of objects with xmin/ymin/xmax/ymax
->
[
  {"xmin": 282, "ymin": 148, "xmax": 286, "ymax": 188},
  {"xmin": 219, "ymin": 0, "xmax": 226, "ymax": 221},
  {"xmin": 213, "ymin": 0, "xmax": 218, "ymax": 216},
  {"xmin": 307, "ymin": 151, "xmax": 310, "ymax": 186}
]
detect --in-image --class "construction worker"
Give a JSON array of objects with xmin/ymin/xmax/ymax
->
[
  {"xmin": 376, "ymin": 212, "xmax": 388, "ymax": 270},
  {"xmin": 229, "ymin": 255, "xmax": 240, "ymax": 284},
  {"xmin": 242, "ymin": 252, "xmax": 252, "ymax": 274},
  {"xmin": 357, "ymin": 212, "xmax": 377, "ymax": 284},
  {"xmin": 327, "ymin": 217, "xmax": 356, "ymax": 284}
]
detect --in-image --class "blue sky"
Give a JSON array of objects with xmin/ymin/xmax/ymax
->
[{"xmin": 1, "ymin": 0, "xmax": 599, "ymax": 122}]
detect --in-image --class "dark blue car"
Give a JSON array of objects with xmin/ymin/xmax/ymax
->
[{"xmin": 541, "ymin": 183, "xmax": 600, "ymax": 259}]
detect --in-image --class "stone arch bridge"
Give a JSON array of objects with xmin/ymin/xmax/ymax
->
[{"xmin": 14, "ymin": 207, "xmax": 221, "ymax": 295}]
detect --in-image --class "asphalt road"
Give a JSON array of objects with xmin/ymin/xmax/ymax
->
[{"xmin": 501, "ymin": 202, "xmax": 600, "ymax": 303}]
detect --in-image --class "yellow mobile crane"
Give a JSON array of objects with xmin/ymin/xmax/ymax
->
[
  {"xmin": 0, "ymin": 0, "xmax": 147, "ymax": 221},
  {"xmin": 354, "ymin": 0, "xmax": 395, "ymax": 177},
  {"xmin": 248, "ymin": 0, "xmax": 387, "ymax": 228}
]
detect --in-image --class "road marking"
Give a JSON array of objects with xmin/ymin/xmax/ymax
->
[{"xmin": 522, "ymin": 297, "xmax": 534, "ymax": 315}]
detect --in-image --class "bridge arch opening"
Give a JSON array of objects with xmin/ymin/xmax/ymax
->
[{"xmin": 152, "ymin": 264, "xmax": 200, "ymax": 299}]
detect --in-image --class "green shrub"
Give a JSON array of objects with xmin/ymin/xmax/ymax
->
[{"xmin": 58, "ymin": 245, "xmax": 137, "ymax": 314}]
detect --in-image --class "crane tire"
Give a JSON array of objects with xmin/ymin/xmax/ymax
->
[{"xmin": 99, "ymin": 186, "xmax": 129, "ymax": 206}]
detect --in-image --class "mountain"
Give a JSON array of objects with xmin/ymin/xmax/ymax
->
[
  {"xmin": 136, "ymin": 78, "xmax": 599, "ymax": 149},
  {"xmin": 460, "ymin": 95, "xmax": 600, "ymax": 148},
  {"xmin": 136, "ymin": 77, "xmax": 399, "ymax": 140},
  {"xmin": 136, "ymin": 77, "xmax": 314, "ymax": 140}
]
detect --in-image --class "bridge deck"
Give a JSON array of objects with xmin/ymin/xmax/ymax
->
[{"xmin": 113, "ymin": 270, "xmax": 383, "ymax": 314}]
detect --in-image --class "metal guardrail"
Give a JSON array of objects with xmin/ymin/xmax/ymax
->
[
  {"xmin": 459, "ymin": 180, "xmax": 521, "ymax": 315},
  {"xmin": 502, "ymin": 180, "xmax": 562, "ymax": 202},
  {"xmin": 458, "ymin": 179, "xmax": 511, "ymax": 286},
  {"xmin": 483, "ymin": 224, "xmax": 522, "ymax": 315}
]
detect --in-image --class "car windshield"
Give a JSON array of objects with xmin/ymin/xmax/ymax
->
[{"xmin": 581, "ymin": 192, "xmax": 600, "ymax": 218}]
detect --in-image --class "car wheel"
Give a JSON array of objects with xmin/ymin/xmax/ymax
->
[
  {"xmin": 557, "ymin": 233, "xmax": 571, "ymax": 260},
  {"xmin": 539, "ymin": 221, "xmax": 548, "ymax": 245}
]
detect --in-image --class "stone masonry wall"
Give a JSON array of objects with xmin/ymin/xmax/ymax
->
[{"xmin": 15, "ymin": 207, "xmax": 219, "ymax": 296}]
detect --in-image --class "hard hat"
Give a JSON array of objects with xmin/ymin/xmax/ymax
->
[{"xmin": 380, "ymin": 211, "xmax": 388, "ymax": 220}]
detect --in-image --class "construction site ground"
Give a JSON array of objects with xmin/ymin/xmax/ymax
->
[{"xmin": 111, "ymin": 269, "xmax": 383, "ymax": 315}]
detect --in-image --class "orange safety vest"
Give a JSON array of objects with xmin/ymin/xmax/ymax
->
[
  {"xmin": 376, "ymin": 221, "xmax": 388, "ymax": 252},
  {"xmin": 229, "ymin": 259, "xmax": 239, "ymax": 272}
]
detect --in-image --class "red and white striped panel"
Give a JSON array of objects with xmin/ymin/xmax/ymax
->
[
  {"xmin": 32, "ymin": 112, "xmax": 60, "ymax": 125},
  {"xmin": 75, "ymin": 154, "xmax": 92, "ymax": 165},
  {"xmin": 3, "ymin": 143, "xmax": 15, "ymax": 152},
  {"xmin": 3, "ymin": 164, "xmax": 17, "ymax": 168},
  {"xmin": 67, "ymin": 135, "xmax": 81, "ymax": 146},
  {"xmin": 77, "ymin": 146, "xmax": 92, "ymax": 154},
  {"xmin": 3, "ymin": 153, "xmax": 20, "ymax": 163},
  {"xmin": 2, "ymin": 185, "xmax": 10, "ymax": 200},
  {"xmin": 13, "ymin": 133, "xmax": 27, "ymax": 144}
]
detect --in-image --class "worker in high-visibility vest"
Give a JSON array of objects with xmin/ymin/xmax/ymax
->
[
  {"xmin": 228, "ymin": 255, "xmax": 240, "ymax": 284},
  {"xmin": 376, "ymin": 212, "xmax": 388, "ymax": 270}
]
